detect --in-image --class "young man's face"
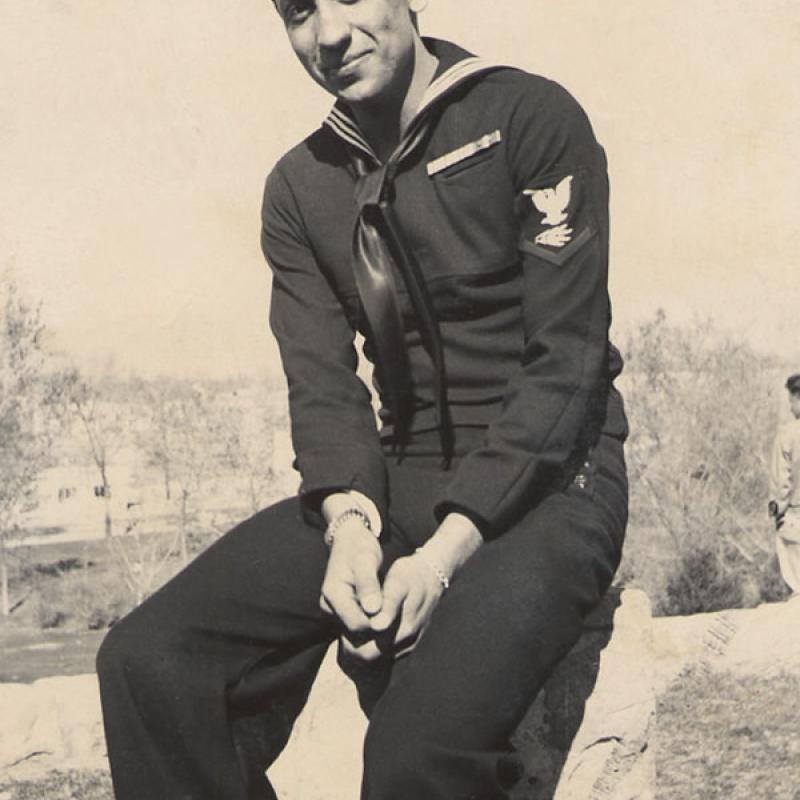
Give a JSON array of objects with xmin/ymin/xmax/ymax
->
[
  {"xmin": 276, "ymin": 0, "xmax": 418, "ymax": 107},
  {"xmin": 790, "ymin": 392, "xmax": 800, "ymax": 420}
]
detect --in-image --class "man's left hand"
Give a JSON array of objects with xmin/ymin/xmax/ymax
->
[
  {"xmin": 338, "ymin": 512, "xmax": 484, "ymax": 662},
  {"xmin": 338, "ymin": 552, "xmax": 445, "ymax": 662}
]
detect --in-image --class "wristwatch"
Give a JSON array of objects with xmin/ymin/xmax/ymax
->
[{"xmin": 323, "ymin": 507, "xmax": 375, "ymax": 547}]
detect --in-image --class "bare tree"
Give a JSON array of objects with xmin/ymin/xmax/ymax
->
[
  {"xmin": 137, "ymin": 383, "xmax": 220, "ymax": 565},
  {"xmin": 108, "ymin": 508, "xmax": 179, "ymax": 607},
  {"xmin": 57, "ymin": 370, "xmax": 124, "ymax": 539},
  {"xmin": 216, "ymin": 404, "xmax": 277, "ymax": 515},
  {"xmin": 0, "ymin": 281, "xmax": 52, "ymax": 616},
  {"xmin": 175, "ymin": 387, "xmax": 225, "ymax": 562},
  {"xmin": 100, "ymin": 380, "xmax": 226, "ymax": 606},
  {"xmin": 134, "ymin": 377, "xmax": 182, "ymax": 502}
]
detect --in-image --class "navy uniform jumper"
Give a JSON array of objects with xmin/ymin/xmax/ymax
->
[{"xmin": 97, "ymin": 39, "xmax": 629, "ymax": 800}]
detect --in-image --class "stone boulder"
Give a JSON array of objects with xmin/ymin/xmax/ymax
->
[
  {"xmin": 1, "ymin": 589, "xmax": 657, "ymax": 798},
  {"xmin": 0, "ymin": 674, "xmax": 106, "ymax": 781},
  {"xmin": 270, "ymin": 588, "xmax": 656, "ymax": 800},
  {"xmin": 511, "ymin": 588, "xmax": 655, "ymax": 800},
  {"xmin": 652, "ymin": 596, "xmax": 800, "ymax": 693}
]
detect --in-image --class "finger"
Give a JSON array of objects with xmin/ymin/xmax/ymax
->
[
  {"xmin": 319, "ymin": 594, "xmax": 334, "ymax": 615},
  {"xmin": 340, "ymin": 633, "xmax": 383, "ymax": 663},
  {"xmin": 322, "ymin": 584, "xmax": 371, "ymax": 634},
  {"xmin": 393, "ymin": 639, "xmax": 418, "ymax": 659},
  {"xmin": 369, "ymin": 572, "xmax": 409, "ymax": 632},
  {"xmin": 351, "ymin": 553, "xmax": 383, "ymax": 617},
  {"xmin": 393, "ymin": 587, "xmax": 426, "ymax": 646},
  {"xmin": 393, "ymin": 606, "xmax": 435, "ymax": 660}
]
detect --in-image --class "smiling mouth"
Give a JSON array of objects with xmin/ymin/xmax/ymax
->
[{"xmin": 325, "ymin": 51, "xmax": 371, "ymax": 78}]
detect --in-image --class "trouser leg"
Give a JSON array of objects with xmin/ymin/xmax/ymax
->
[
  {"xmin": 96, "ymin": 497, "xmax": 337, "ymax": 800},
  {"xmin": 361, "ymin": 434, "xmax": 627, "ymax": 800},
  {"xmin": 776, "ymin": 535, "xmax": 800, "ymax": 593}
]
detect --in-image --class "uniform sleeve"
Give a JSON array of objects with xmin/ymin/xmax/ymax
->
[
  {"xmin": 435, "ymin": 80, "xmax": 614, "ymax": 538},
  {"xmin": 770, "ymin": 428, "xmax": 792, "ymax": 513},
  {"xmin": 262, "ymin": 165, "xmax": 388, "ymax": 528}
]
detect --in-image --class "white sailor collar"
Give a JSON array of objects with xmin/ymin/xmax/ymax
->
[{"xmin": 322, "ymin": 38, "xmax": 507, "ymax": 166}]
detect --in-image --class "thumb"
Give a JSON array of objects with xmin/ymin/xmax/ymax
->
[
  {"xmin": 352, "ymin": 553, "xmax": 383, "ymax": 616},
  {"xmin": 370, "ymin": 571, "xmax": 407, "ymax": 632}
]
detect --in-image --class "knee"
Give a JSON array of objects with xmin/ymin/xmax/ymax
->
[
  {"xmin": 96, "ymin": 609, "xmax": 176, "ymax": 690},
  {"xmin": 362, "ymin": 725, "xmax": 437, "ymax": 798},
  {"xmin": 363, "ymin": 731, "xmax": 514, "ymax": 800},
  {"xmin": 96, "ymin": 615, "xmax": 133, "ymax": 680}
]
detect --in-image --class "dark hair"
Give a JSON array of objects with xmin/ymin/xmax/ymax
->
[{"xmin": 786, "ymin": 374, "xmax": 800, "ymax": 395}]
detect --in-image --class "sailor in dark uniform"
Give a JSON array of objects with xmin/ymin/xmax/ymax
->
[{"xmin": 96, "ymin": 2, "xmax": 629, "ymax": 798}]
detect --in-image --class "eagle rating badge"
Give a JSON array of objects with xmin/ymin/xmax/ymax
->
[
  {"xmin": 519, "ymin": 171, "xmax": 595, "ymax": 267},
  {"xmin": 523, "ymin": 175, "xmax": 574, "ymax": 247}
]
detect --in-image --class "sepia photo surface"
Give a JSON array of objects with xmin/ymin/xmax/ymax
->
[{"xmin": 2, "ymin": 1, "xmax": 799, "ymax": 797}]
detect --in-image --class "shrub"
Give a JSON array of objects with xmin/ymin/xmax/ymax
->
[
  {"xmin": 34, "ymin": 564, "xmax": 132, "ymax": 630},
  {"xmin": 660, "ymin": 544, "xmax": 752, "ymax": 616},
  {"xmin": 620, "ymin": 311, "xmax": 790, "ymax": 614}
]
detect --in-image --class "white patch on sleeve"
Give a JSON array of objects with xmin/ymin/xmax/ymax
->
[
  {"xmin": 523, "ymin": 175, "xmax": 573, "ymax": 227},
  {"xmin": 534, "ymin": 223, "xmax": 573, "ymax": 248}
]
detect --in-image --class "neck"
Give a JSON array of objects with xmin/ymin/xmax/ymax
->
[{"xmin": 351, "ymin": 37, "xmax": 438, "ymax": 162}]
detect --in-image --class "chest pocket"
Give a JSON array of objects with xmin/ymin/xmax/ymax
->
[
  {"xmin": 428, "ymin": 147, "xmax": 500, "ymax": 182},
  {"xmin": 391, "ymin": 133, "xmax": 518, "ymax": 286},
  {"xmin": 426, "ymin": 129, "xmax": 504, "ymax": 184}
]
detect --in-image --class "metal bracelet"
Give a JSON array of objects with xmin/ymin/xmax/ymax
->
[
  {"xmin": 414, "ymin": 548, "xmax": 450, "ymax": 590},
  {"xmin": 324, "ymin": 507, "xmax": 372, "ymax": 547}
]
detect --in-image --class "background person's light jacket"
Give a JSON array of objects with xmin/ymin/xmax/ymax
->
[{"xmin": 770, "ymin": 418, "xmax": 800, "ymax": 530}]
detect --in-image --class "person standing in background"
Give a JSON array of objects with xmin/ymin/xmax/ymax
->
[{"xmin": 769, "ymin": 373, "xmax": 800, "ymax": 595}]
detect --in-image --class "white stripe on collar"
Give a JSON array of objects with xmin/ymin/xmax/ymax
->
[
  {"xmin": 417, "ymin": 56, "xmax": 486, "ymax": 114},
  {"xmin": 322, "ymin": 55, "xmax": 507, "ymax": 164},
  {"xmin": 325, "ymin": 107, "xmax": 373, "ymax": 158}
]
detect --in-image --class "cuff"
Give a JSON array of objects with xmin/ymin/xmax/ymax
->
[
  {"xmin": 434, "ymin": 449, "xmax": 535, "ymax": 540},
  {"xmin": 295, "ymin": 445, "xmax": 388, "ymax": 531},
  {"xmin": 434, "ymin": 500, "xmax": 494, "ymax": 541}
]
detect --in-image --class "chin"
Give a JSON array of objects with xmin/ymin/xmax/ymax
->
[
  {"xmin": 335, "ymin": 82, "xmax": 380, "ymax": 105},
  {"xmin": 325, "ymin": 71, "xmax": 380, "ymax": 102}
]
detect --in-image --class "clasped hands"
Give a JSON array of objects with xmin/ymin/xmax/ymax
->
[{"xmin": 319, "ymin": 513, "xmax": 482, "ymax": 662}]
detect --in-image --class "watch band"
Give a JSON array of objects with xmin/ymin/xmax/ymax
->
[{"xmin": 324, "ymin": 507, "xmax": 375, "ymax": 547}]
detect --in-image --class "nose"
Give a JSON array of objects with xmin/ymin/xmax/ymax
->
[{"xmin": 316, "ymin": 0, "xmax": 350, "ymax": 54}]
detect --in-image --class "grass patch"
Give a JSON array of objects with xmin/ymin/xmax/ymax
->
[
  {"xmin": 656, "ymin": 668, "xmax": 800, "ymax": 799},
  {"xmin": 0, "ymin": 770, "xmax": 112, "ymax": 800}
]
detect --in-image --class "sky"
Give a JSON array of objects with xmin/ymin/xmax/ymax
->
[{"xmin": 3, "ymin": 0, "xmax": 800, "ymax": 378}]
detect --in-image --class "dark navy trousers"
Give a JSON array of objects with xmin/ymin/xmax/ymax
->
[{"xmin": 96, "ymin": 430, "xmax": 627, "ymax": 800}]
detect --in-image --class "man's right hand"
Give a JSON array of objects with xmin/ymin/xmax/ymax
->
[{"xmin": 319, "ymin": 520, "xmax": 384, "ymax": 640}]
